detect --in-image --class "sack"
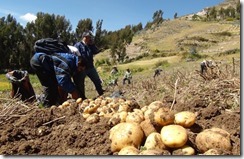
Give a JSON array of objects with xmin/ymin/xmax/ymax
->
[{"xmin": 34, "ymin": 38, "xmax": 70, "ymax": 54}]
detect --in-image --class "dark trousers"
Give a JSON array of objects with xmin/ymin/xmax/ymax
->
[
  {"xmin": 200, "ymin": 63, "xmax": 207, "ymax": 74},
  {"xmin": 73, "ymin": 67, "xmax": 103, "ymax": 99},
  {"xmin": 123, "ymin": 78, "xmax": 131, "ymax": 85},
  {"xmin": 30, "ymin": 54, "xmax": 60, "ymax": 107}
]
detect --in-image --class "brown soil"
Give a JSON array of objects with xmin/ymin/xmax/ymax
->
[{"xmin": 0, "ymin": 69, "xmax": 240, "ymax": 156}]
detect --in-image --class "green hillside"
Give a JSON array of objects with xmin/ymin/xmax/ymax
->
[
  {"xmin": 95, "ymin": 19, "xmax": 240, "ymax": 74},
  {"xmin": 95, "ymin": 0, "xmax": 240, "ymax": 73}
]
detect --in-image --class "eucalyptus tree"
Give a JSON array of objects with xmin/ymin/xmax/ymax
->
[
  {"xmin": 75, "ymin": 18, "xmax": 93, "ymax": 40},
  {"xmin": 0, "ymin": 14, "xmax": 25, "ymax": 70}
]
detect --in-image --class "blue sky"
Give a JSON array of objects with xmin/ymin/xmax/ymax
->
[{"xmin": 0, "ymin": 0, "xmax": 235, "ymax": 31}]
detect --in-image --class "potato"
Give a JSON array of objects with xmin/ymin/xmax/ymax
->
[
  {"xmin": 154, "ymin": 107, "xmax": 175, "ymax": 126},
  {"xmin": 82, "ymin": 113, "xmax": 90, "ymax": 119},
  {"xmin": 161, "ymin": 125, "xmax": 188, "ymax": 148},
  {"xmin": 109, "ymin": 122, "xmax": 144, "ymax": 152},
  {"xmin": 109, "ymin": 111, "xmax": 127, "ymax": 125},
  {"xmin": 118, "ymin": 104, "xmax": 129, "ymax": 112},
  {"xmin": 172, "ymin": 145, "xmax": 195, "ymax": 155},
  {"xmin": 148, "ymin": 101, "xmax": 164, "ymax": 111},
  {"xmin": 126, "ymin": 111, "xmax": 144, "ymax": 124},
  {"xmin": 118, "ymin": 146, "xmax": 140, "ymax": 155},
  {"xmin": 76, "ymin": 98, "xmax": 83, "ymax": 104},
  {"xmin": 79, "ymin": 101, "xmax": 89, "ymax": 109},
  {"xmin": 94, "ymin": 98, "xmax": 102, "ymax": 106},
  {"xmin": 174, "ymin": 111, "xmax": 196, "ymax": 128},
  {"xmin": 195, "ymin": 127, "xmax": 232, "ymax": 153},
  {"xmin": 144, "ymin": 108, "xmax": 154, "ymax": 121},
  {"xmin": 141, "ymin": 106, "xmax": 148, "ymax": 113},
  {"xmin": 202, "ymin": 149, "xmax": 223, "ymax": 155},
  {"xmin": 208, "ymin": 127, "xmax": 230, "ymax": 138},
  {"xmin": 62, "ymin": 101, "xmax": 70, "ymax": 107},
  {"xmin": 86, "ymin": 113, "xmax": 99, "ymax": 123},
  {"xmin": 144, "ymin": 132, "xmax": 166, "ymax": 151},
  {"xmin": 83, "ymin": 104, "xmax": 99, "ymax": 114},
  {"xmin": 140, "ymin": 119, "xmax": 157, "ymax": 137}
]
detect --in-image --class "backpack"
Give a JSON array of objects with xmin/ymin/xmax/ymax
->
[{"xmin": 34, "ymin": 38, "xmax": 70, "ymax": 55}]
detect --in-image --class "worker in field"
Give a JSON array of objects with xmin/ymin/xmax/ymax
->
[
  {"xmin": 153, "ymin": 68, "xmax": 163, "ymax": 78},
  {"xmin": 6, "ymin": 70, "xmax": 36, "ymax": 102},
  {"xmin": 200, "ymin": 60, "xmax": 214, "ymax": 74},
  {"xmin": 109, "ymin": 66, "xmax": 119, "ymax": 86},
  {"xmin": 30, "ymin": 52, "xmax": 86, "ymax": 107},
  {"xmin": 123, "ymin": 68, "xmax": 132, "ymax": 85},
  {"xmin": 73, "ymin": 31, "xmax": 105, "ymax": 99}
]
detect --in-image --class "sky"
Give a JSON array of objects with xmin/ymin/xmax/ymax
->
[{"xmin": 0, "ymin": 0, "xmax": 238, "ymax": 32}]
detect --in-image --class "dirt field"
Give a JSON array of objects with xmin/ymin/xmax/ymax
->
[{"xmin": 0, "ymin": 62, "xmax": 240, "ymax": 156}]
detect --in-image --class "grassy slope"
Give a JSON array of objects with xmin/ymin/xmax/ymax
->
[{"xmin": 95, "ymin": 19, "xmax": 240, "ymax": 73}]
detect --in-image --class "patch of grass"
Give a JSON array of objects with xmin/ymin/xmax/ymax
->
[{"xmin": 0, "ymin": 81, "xmax": 11, "ymax": 91}]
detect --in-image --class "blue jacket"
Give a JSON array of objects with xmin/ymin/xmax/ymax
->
[
  {"xmin": 33, "ymin": 52, "xmax": 79, "ymax": 93},
  {"xmin": 74, "ymin": 42, "xmax": 100, "ymax": 69}
]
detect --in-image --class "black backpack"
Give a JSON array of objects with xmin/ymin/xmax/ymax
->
[{"xmin": 34, "ymin": 38, "xmax": 70, "ymax": 54}]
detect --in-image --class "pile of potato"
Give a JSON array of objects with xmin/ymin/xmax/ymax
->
[{"xmin": 61, "ymin": 98, "xmax": 233, "ymax": 155}]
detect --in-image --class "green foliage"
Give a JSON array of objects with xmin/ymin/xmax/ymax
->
[
  {"xmin": 154, "ymin": 60, "xmax": 170, "ymax": 68},
  {"xmin": 131, "ymin": 67, "xmax": 144, "ymax": 73},
  {"xmin": 181, "ymin": 51, "xmax": 202, "ymax": 61},
  {"xmin": 95, "ymin": 58, "xmax": 111, "ymax": 67},
  {"xmin": 217, "ymin": 49, "xmax": 240, "ymax": 56},
  {"xmin": 212, "ymin": 31, "xmax": 232, "ymax": 37},
  {"xmin": 75, "ymin": 18, "xmax": 93, "ymax": 38}
]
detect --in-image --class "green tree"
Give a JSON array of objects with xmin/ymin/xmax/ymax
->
[
  {"xmin": 153, "ymin": 10, "xmax": 164, "ymax": 25},
  {"xmin": 75, "ymin": 18, "xmax": 93, "ymax": 40},
  {"xmin": 95, "ymin": 19, "xmax": 103, "ymax": 48},
  {"xmin": 0, "ymin": 14, "xmax": 25, "ymax": 70},
  {"xmin": 174, "ymin": 12, "xmax": 178, "ymax": 19}
]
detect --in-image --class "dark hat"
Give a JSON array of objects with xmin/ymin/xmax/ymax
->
[{"xmin": 82, "ymin": 31, "xmax": 93, "ymax": 38}]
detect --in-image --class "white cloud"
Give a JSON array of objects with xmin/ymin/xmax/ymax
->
[{"xmin": 20, "ymin": 13, "xmax": 37, "ymax": 23}]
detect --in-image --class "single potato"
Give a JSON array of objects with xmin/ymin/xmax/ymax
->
[
  {"xmin": 195, "ymin": 127, "xmax": 232, "ymax": 153},
  {"xmin": 110, "ymin": 122, "xmax": 144, "ymax": 152},
  {"xmin": 161, "ymin": 124, "xmax": 188, "ymax": 148},
  {"xmin": 144, "ymin": 132, "xmax": 166, "ymax": 151},
  {"xmin": 118, "ymin": 146, "xmax": 140, "ymax": 155},
  {"xmin": 174, "ymin": 111, "xmax": 196, "ymax": 128}
]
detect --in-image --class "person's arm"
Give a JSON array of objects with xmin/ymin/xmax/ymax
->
[
  {"xmin": 90, "ymin": 44, "xmax": 100, "ymax": 55},
  {"xmin": 6, "ymin": 71, "xmax": 22, "ymax": 85}
]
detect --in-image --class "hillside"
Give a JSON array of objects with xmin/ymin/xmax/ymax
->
[{"xmin": 95, "ymin": 0, "xmax": 240, "ymax": 71}]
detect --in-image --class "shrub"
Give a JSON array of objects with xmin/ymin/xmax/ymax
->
[{"xmin": 154, "ymin": 60, "xmax": 170, "ymax": 68}]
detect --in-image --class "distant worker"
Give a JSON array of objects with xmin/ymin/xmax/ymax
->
[
  {"xmin": 123, "ymin": 69, "xmax": 132, "ymax": 85},
  {"xmin": 109, "ymin": 66, "xmax": 119, "ymax": 86},
  {"xmin": 153, "ymin": 68, "xmax": 163, "ymax": 78},
  {"xmin": 6, "ymin": 70, "xmax": 35, "ymax": 102},
  {"xmin": 200, "ymin": 60, "xmax": 214, "ymax": 74}
]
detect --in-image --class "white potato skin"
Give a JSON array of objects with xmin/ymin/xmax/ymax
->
[
  {"xmin": 118, "ymin": 146, "xmax": 140, "ymax": 155},
  {"xmin": 195, "ymin": 128, "xmax": 232, "ymax": 153},
  {"xmin": 160, "ymin": 124, "xmax": 188, "ymax": 148},
  {"xmin": 172, "ymin": 145, "xmax": 195, "ymax": 155},
  {"xmin": 144, "ymin": 132, "xmax": 166, "ymax": 151},
  {"xmin": 174, "ymin": 111, "xmax": 196, "ymax": 128},
  {"xmin": 110, "ymin": 122, "xmax": 144, "ymax": 152}
]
